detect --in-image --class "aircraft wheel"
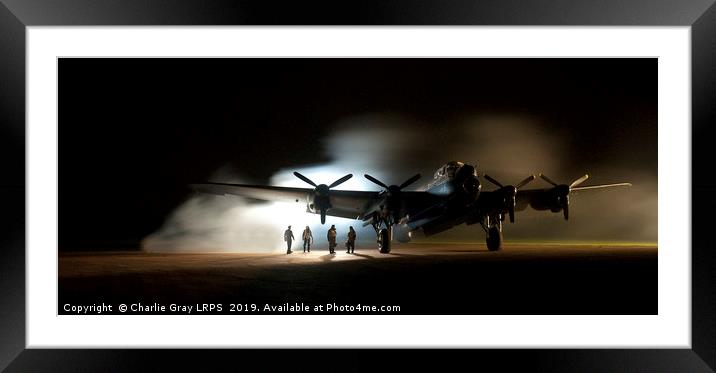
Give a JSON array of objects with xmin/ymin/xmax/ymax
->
[
  {"xmin": 486, "ymin": 226, "xmax": 503, "ymax": 251},
  {"xmin": 378, "ymin": 229, "xmax": 391, "ymax": 254}
]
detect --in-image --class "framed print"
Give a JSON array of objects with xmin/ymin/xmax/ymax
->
[{"xmin": 1, "ymin": 0, "xmax": 715, "ymax": 371}]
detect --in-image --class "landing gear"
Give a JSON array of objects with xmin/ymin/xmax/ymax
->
[
  {"xmin": 377, "ymin": 227, "xmax": 392, "ymax": 254},
  {"xmin": 486, "ymin": 226, "xmax": 503, "ymax": 251},
  {"xmin": 482, "ymin": 214, "xmax": 503, "ymax": 251},
  {"xmin": 371, "ymin": 212, "xmax": 393, "ymax": 254}
]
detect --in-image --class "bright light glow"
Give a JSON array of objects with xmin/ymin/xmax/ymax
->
[{"xmin": 272, "ymin": 164, "xmax": 378, "ymax": 191}]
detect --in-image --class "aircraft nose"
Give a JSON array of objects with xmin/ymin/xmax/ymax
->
[
  {"xmin": 463, "ymin": 175, "xmax": 481, "ymax": 195},
  {"xmin": 457, "ymin": 164, "xmax": 476, "ymax": 179}
]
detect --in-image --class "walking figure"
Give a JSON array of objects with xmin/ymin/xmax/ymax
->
[
  {"xmin": 302, "ymin": 226, "xmax": 313, "ymax": 253},
  {"xmin": 284, "ymin": 225, "xmax": 294, "ymax": 254},
  {"xmin": 346, "ymin": 226, "xmax": 357, "ymax": 254},
  {"xmin": 327, "ymin": 225, "xmax": 337, "ymax": 254}
]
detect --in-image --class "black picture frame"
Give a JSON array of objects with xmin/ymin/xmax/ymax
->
[{"xmin": 1, "ymin": 1, "xmax": 714, "ymax": 371}]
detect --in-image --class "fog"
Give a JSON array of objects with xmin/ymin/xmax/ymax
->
[{"xmin": 142, "ymin": 114, "xmax": 656, "ymax": 252}]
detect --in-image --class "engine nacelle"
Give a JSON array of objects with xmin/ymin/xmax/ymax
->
[
  {"xmin": 529, "ymin": 191, "xmax": 561, "ymax": 211},
  {"xmin": 305, "ymin": 191, "xmax": 331, "ymax": 214},
  {"xmin": 528, "ymin": 186, "xmax": 571, "ymax": 219}
]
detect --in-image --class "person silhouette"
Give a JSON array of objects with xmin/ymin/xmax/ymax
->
[
  {"xmin": 346, "ymin": 226, "xmax": 357, "ymax": 254},
  {"xmin": 284, "ymin": 225, "xmax": 294, "ymax": 254},
  {"xmin": 302, "ymin": 226, "xmax": 313, "ymax": 253},
  {"xmin": 327, "ymin": 225, "xmax": 337, "ymax": 254}
]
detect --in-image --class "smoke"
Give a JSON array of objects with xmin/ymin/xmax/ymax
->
[
  {"xmin": 140, "ymin": 167, "xmax": 304, "ymax": 252},
  {"xmin": 142, "ymin": 113, "xmax": 657, "ymax": 252},
  {"xmin": 141, "ymin": 115, "xmax": 414, "ymax": 253}
]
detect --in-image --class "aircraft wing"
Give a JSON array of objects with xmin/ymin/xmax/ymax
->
[
  {"xmin": 327, "ymin": 189, "xmax": 383, "ymax": 219},
  {"xmin": 514, "ymin": 182, "xmax": 632, "ymax": 211},
  {"xmin": 192, "ymin": 182, "xmax": 449, "ymax": 221},
  {"xmin": 191, "ymin": 182, "xmax": 381, "ymax": 220},
  {"xmin": 399, "ymin": 191, "xmax": 451, "ymax": 221},
  {"xmin": 513, "ymin": 189, "xmax": 546, "ymax": 212},
  {"xmin": 192, "ymin": 183, "xmax": 311, "ymax": 202}
]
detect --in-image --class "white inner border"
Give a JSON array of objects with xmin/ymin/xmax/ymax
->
[{"xmin": 27, "ymin": 27, "xmax": 690, "ymax": 348}]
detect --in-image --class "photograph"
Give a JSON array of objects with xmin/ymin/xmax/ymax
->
[
  {"xmin": 58, "ymin": 57, "xmax": 657, "ymax": 316},
  {"xmin": 1, "ymin": 0, "xmax": 712, "ymax": 368}
]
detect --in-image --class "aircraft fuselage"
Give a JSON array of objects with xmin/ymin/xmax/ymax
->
[{"xmin": 403, "ymin": 161, "xmax": 482, "ymax": 236}]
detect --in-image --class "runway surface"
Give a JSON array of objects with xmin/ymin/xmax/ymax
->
[{"xmin": 58, "ymin": 243, "xmax": 657, "ymax": 315}]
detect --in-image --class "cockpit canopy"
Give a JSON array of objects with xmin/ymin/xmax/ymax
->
[{"xmin": 433, "ymin": 161, "xmax": 465, "ymax": 179}]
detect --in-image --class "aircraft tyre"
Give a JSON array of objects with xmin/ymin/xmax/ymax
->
[
  {"xmin": 486, "ymin": 226, "xmax": 503, "ymax": 251},
  {"xmin": 378, "ymin": 229, "xmax": 391, "ymax": 254}
]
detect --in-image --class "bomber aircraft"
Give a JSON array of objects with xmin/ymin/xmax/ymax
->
[{"xmin": 192, "ymin": 161, "xmax": 631, "ymax": 253}]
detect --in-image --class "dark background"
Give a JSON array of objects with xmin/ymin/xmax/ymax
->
[{"xmin": 59, "ymin": 58, "xmax": 657, "ymax": 250}]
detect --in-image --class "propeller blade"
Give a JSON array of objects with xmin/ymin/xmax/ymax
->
[
  {"xmin": 508, "ymin": 204, "xmax": 515, "ymax": 223},
  {"xmin": 293, "ymin": 172, "xmax": 317, "ymax": 187},
  {"xmin": 320, "ymin": 209, "xmax": 327, "ymax": 224},
  {"xmin": 328, "ymin": 174, "xmax": 353, "ymax": 189},
  {"xmin": 561, "ymin": 193, "xmax": 570, "ymax": 220},
  {"xmin": 399, "ymin": 173, "xmax": 422, "ymax": 190},
  {"xmin": 539, "ymin": 174, "xmax": 559, "ymax": 187},
  {"xmin": 483, "ymin": 174, "xmax": 503, "ymax": 188},
  {"xmin": 571, "ymin": 182, "xmax": 631, "ymax": 191},
  {"xmin": 364, "ymin": 174, "xmax": 388, "ymax": 189},
  {"xmin": 515, "ymin": 175, "xmax": 536, "ymax": 189},
  {"xmin": 570, "ymin": 174, "xmax": 590, "ymax": 188}
]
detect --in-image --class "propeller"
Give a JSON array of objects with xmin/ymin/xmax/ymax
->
[
  {"xmin": 293, "ymin": 172, "xmax": 353, "ymax": 224},
  {"xmin": 539, "ymin": 173, "xmax": 589, "ymax": 220},
  {"xmin": 364, "ymin": 173, "xmax": 421, "ymax": 222},
  {"xmin": 483, "ymin": 174, "xmax": 536, "ymax": 223},
  {"xmin": 365, "ymin": 173, "xmax": 421, "ymax": 193}
]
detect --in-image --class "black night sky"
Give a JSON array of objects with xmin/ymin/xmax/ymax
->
[{"xmin": 59, "ymin": 58, "xmax": 656, "ymax": 249}]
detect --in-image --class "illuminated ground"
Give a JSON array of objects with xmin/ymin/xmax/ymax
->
[{"xmin": 58, "ymin": 243, "xmax": 657, "ymax": 315}]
